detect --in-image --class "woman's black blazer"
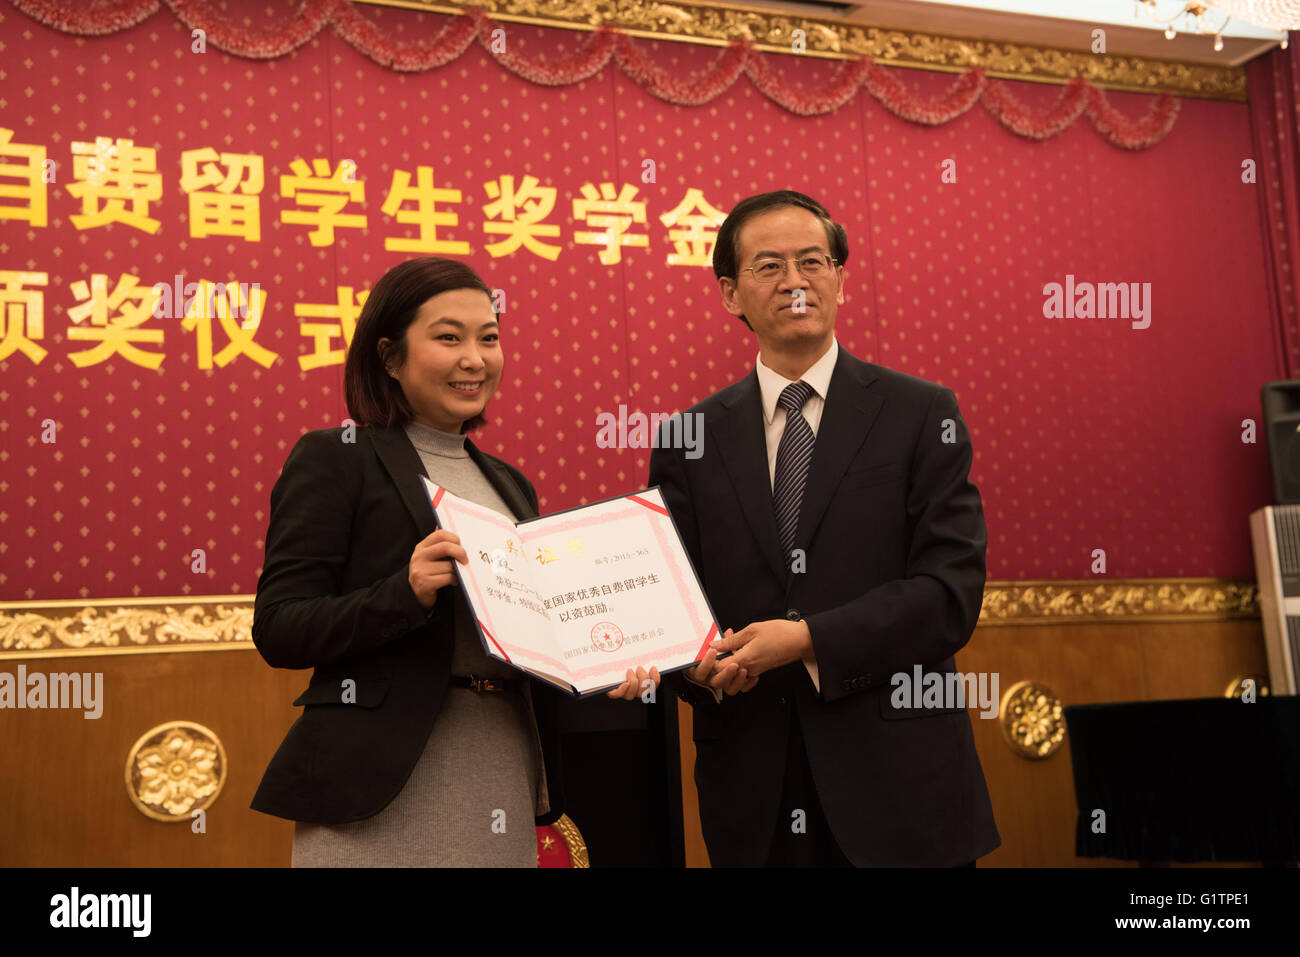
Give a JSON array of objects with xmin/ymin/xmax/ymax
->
[{"xmin": 249, "ymin": 423, "xmax": 565, "ymax": 826}]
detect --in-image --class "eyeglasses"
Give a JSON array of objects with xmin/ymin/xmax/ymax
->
[{"xmin": 742, "ymin": 254, "xmax": 838, "ymax": 283}]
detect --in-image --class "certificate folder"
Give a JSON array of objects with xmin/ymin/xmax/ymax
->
[{"xmin": 422, "ymin": 478, "xmax": 721, "ymax": 697}]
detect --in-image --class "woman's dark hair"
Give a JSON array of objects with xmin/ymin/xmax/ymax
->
[
  {"xmin": 345, "ymin": 257, "xmax": 495, "ymax": 432},
  {"xmin": 712, "ymin": 190, "xmax": 849, "ymax": 330}
]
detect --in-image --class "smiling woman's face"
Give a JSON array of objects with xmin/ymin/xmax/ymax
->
[{"xmin": 379, "ymin": 288, "xmax": 502, "ymax": 433}]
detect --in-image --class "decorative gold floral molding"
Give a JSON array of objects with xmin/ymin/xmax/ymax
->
[
  {"xmin": 978, "ymin": 578, "xmax": 1258, "ymax": 624},
  {"xmin": 0, "ymin": 596, "xmax": 253, "ymax": 660},
  {"xmin": 355, "ymin": 0, "xmax": 1247, "ymax": 101},
  {"xmin": 0, "ymin": 578, "xmax": 1258, "ymax": 659},
  {"xmin": 999, "ymin": 679, "xmax": 1065, "ymax": 759},
  {"xmin": 125, "ymin": 721, "xmax": 227, "ymax": 822}
]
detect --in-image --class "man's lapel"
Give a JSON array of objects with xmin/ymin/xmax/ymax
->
[
  {"xmin": 713, "ymin": 370, "xmax": 788, "ymax": 584},
  {"xmin": 793, "ymin": 348, "xmax": 883, "ymax": 554}
]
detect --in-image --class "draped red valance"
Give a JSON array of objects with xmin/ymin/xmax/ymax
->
[{"xmin": 9, "ymin": 0, "xmax": 1180, "ymax": 148}]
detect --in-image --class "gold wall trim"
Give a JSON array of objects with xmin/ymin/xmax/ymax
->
[
  {"xmin": 979, "ymin": 578, "xmax": 1259, "ymax": 625},
  {"xmin": 0, "ymin": 578, "xmax": 1258, "ymax": 658},
  {"xmin": 354, "ymin": 0, "xmax": 1247, "ymax": 101},
  {"xmin": 0, "ymin": 595, "xmax": 254, "ymax": 660}
]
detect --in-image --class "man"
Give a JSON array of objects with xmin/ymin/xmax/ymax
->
[{"xmin": 649, "ymin": 190, "xmax": 1000, "ymax": 867}]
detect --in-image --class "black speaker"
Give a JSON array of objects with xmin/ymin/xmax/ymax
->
[{"xmin": 1261, "ymin": 380, "xmax": 1300, "ymax": 504}]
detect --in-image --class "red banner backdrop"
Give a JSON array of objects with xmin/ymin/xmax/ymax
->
[{"xmin": 0, "ymin": 1, "xmax": 1281, "ymax": 603}]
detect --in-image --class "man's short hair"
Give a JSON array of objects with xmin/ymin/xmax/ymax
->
[{"xmin": 712, "ymin": 190, "xmax": 849, "ymax": 329}]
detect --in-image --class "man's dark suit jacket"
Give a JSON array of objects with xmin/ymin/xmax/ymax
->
[
  {"xmin": 249, "ymin": 424, "xmax": 564, "ymax": 827},
  {"xmin": 649, "ymin": 344, "xmax": 999, "ymax": 867}
]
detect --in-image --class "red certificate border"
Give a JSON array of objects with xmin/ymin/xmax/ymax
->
[{"xmin": 525, "ymin": 495, "xmax": 713, "ymax": 680}]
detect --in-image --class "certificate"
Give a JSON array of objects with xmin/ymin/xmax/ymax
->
[{"xmin": 421, "ymin": 478, "xmax": 720, "ymax": 697}]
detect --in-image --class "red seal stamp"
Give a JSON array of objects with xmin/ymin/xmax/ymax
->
[{"xmin": 591, "ymin": 621, "xmax": 624, "ymax": 653}]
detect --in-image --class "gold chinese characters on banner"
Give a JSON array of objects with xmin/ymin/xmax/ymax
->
[{"xmin": 0, "ymin": 128, "xmax": 730, "ymax": 374}]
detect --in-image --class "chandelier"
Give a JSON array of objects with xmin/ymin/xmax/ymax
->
[{"xmin": 1134, "ymin": 1, "xmax": 1296, "ymax": 49}]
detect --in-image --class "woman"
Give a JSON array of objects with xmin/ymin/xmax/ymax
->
[{"xmin": 249, "ymin": 256, "xmax": 657, "ymax": 866}]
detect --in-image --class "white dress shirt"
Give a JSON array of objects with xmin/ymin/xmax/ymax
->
[
  {"xmin": 756, "ymin": 337, "xmax": 839, "ymax": 494},
  {"xmin": 688, "ymin": 337, "xmax": 838, "ymax": 702}
]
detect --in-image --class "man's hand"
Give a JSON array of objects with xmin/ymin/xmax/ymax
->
[
  {"xmin": 606, "ymin": 666, "xmax": 660, "ymax": 701},
  {"xmin": 683, "ymin": 630, "xmax": 759, "ymax": 695},
  {"xmin": 711, "ymin": 619, "xmax": 814, "ymax": 678}
]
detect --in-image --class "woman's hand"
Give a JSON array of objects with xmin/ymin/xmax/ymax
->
[
  {"xmin": 408, "ymin": 529, "xmax": 468, "ymax": 609},
  {"xmin": 606, "ymin": 666, "xmax": 661, "ymax": 701}
]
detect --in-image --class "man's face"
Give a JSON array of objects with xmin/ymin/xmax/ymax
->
[{"xmin": 719, "ymin": 205, "xmax": 845, "ymax": 352}]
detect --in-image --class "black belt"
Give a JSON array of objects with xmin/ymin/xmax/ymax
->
[{"xmin": 449, "ymin": 673, "xmax": 522, "ymax": 693}]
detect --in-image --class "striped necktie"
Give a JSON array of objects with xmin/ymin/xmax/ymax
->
[{"xmin": 772, "ymin": 380, "xmax": 816, "ymax": 566}]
